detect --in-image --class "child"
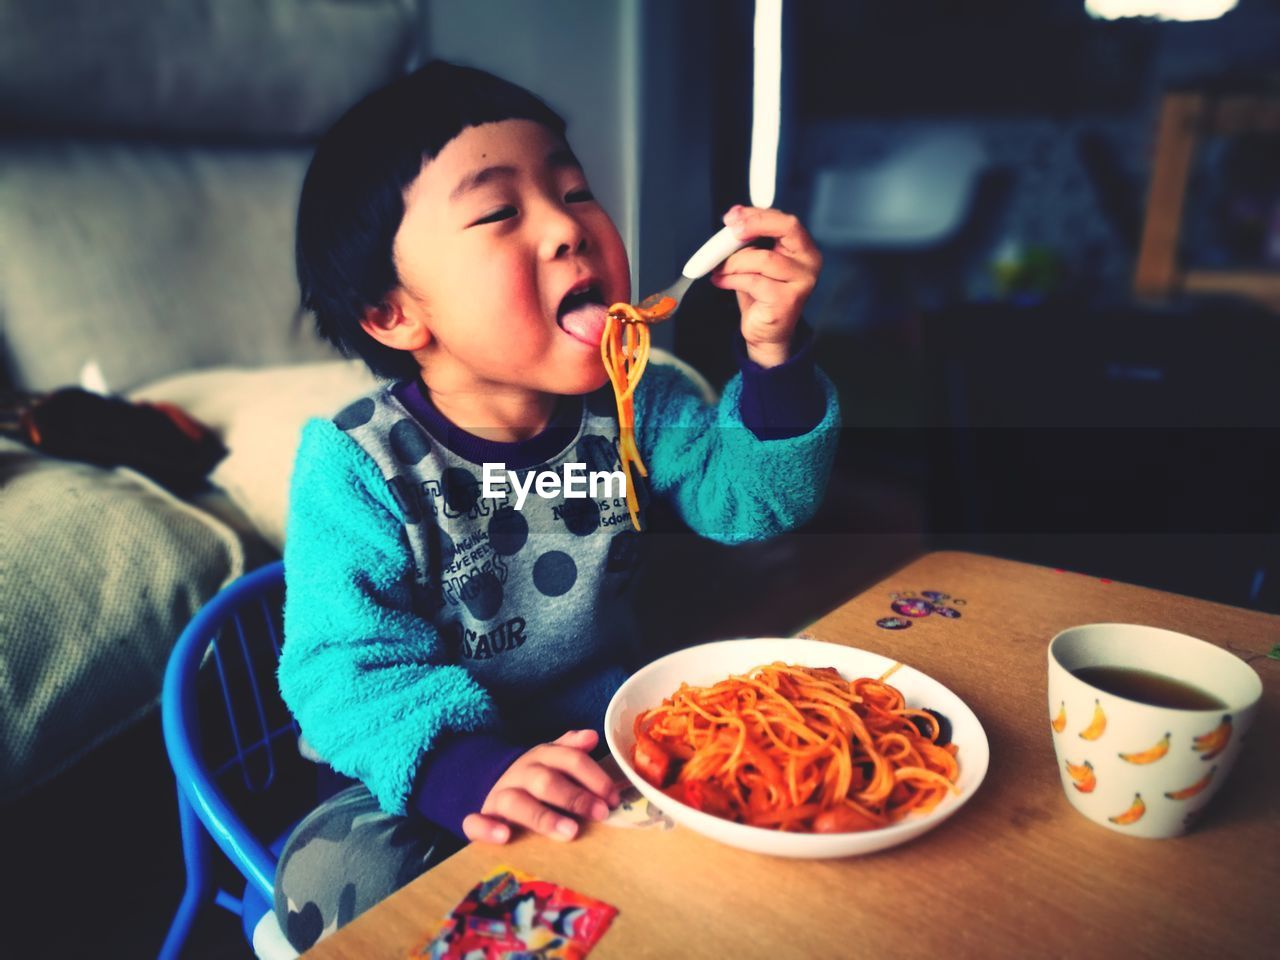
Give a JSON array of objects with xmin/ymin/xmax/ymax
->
[{"xmin": 274, "ymin": 60, "xmax": 838, "ymax": 950}]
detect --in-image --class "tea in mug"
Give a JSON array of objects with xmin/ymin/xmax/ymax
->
[{"xmin": 1072, "ymin": 665, "xmax": 1226, "ymax": 711}]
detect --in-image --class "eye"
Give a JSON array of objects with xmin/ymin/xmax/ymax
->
[
  {"xmin": 471, "ymin": 205, "xmax": 517, "ymax": 227},
  {"xmin": 565, "ymin": 188, "xmax": 594, "ymax": 204}
]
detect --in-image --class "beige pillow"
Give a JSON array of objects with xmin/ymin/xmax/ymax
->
[{"xmin": 131, "ymin": 361, "xmax": 381, "ymax": 550}]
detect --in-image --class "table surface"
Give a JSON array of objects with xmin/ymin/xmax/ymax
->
[{"xmin": 304, "ymin": 551, "xmax": 1279, "ymax": 960}]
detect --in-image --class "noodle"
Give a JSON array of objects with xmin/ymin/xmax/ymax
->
[
  {"xmin": 601, "ymin": 296, "xmax": 674, "ymax": 531},
  {"xmin": 631, "ymin": 662, "xmax": 960, "ymax": 833}
]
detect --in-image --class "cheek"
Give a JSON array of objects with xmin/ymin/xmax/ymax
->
[
  {"xmin": 597, "ymin": 223, "xmax": 631, "ymax": 301},
  {"xmin": 475, "ymin": 249, "xmax": 538, "ymax": 312}
]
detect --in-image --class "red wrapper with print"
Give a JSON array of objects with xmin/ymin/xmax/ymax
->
[{"xmin": 413, "ymin": 865, "xmax": 618, "ymax": 959}]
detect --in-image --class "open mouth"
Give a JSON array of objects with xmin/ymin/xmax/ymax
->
[{"xmin": 557, "ymin": 283, "xmax": 609, "ymax": 345}]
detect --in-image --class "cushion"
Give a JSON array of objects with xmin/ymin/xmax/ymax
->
[
  {"xmin": 0, "ymin": 142, "xmax": 341, "ymax": 391},
  {"xmin": 130, "ymin": 361, "xmax": 382, "ymax": 550},
  {"xmin": 0, "ymin": 438, "xmax": 245, "ymax": 800},
  {"xmin": 0, "ymin": 0, "xmax": 418, "ymax": 140}
]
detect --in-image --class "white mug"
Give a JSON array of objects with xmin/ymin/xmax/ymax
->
[{"xmin": 1047, "ymin": 623, "xmax": 1262, "ymax": 839}]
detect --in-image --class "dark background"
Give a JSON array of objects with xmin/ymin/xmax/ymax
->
[{"xmin": 675, "ymin": 0, "xmax": 1280, "ymax": 615}]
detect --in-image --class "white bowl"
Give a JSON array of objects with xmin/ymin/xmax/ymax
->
[{"xmin": 605, "ymin": 638, "xmax": 990, "ymax": 858}]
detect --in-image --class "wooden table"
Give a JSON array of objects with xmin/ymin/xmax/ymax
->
[{"xmin": 305, "ymin": 551, "xmax": 1279, "ymax": 960}]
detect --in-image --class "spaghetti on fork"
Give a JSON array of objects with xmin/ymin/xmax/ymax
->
[{"xmin": 601, "ymin": 296, "xmax": 675, "ymax": 531}]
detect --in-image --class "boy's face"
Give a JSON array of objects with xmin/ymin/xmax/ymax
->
[{"xmin": 393, "ymin": 119, "xmax": 630, "ymax": 399}]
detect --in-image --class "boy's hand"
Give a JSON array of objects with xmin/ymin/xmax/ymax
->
[
  {"xmin": 462, "ymin": 729, "xmax": 620, "ymax": 844},
  {"xmin": 710, "ymin": 205, "xmax": 823, "ymax": 369}
]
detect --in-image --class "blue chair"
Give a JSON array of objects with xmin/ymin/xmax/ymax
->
[{"xmin": 159, "ymin": 561, "xmax": 303, "ymax": 960}]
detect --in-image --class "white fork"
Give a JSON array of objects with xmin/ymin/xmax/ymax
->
[{"xmin": 637, "ymin": 225, "xmax": 748, "ymax": 320}]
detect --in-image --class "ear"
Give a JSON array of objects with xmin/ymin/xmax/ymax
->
[{"xmin": 359, "ymin": 291, "xmax": 432, "ymax": 352}]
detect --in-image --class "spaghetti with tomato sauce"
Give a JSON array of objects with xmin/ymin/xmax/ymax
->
[
  {"xmin": 630, "ymin": 662, "xmax": 960, "ymax": 832},
  {"xmin": 601, "ymin": 297, "xmax": 674, "ymax": 531}
]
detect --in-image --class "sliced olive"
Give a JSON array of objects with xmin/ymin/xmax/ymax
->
[{"xmin": 909, "ymin": 708, "xmax": 952, "ymax": 746}]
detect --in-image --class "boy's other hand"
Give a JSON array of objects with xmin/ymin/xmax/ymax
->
[
  {"xmin": 463, "ymin": 729, "xmax": 621, "ymax": 844},
  {"xmin": 709, "ymin": 205, "xmax": 823, "ymax": 369}
]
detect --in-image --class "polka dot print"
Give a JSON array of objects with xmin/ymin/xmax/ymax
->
[
  {"xmin": 389, "ymin": 419, "xmax": 431, "ymax": 465},
  {"xmin": 533, "ymin": 551, "xmax": 577, "ymax": 597},
  {"xmin": 334, "ymin": 398, "xmax": 375, "ymax": 430},
  {"xmin": 560, "ymin": 497, "xmax": 601, "ymax": 536},
  {"xmin": 487, "ymin": 508, "xmax": 528, "ymax": 556},
  {"xmin": 459, "ymin": 570, "xmax": 503, "ymax": 621},
  {"xmin": 441, "ymin": 468, "xmax": 479, "ymax": 515}
]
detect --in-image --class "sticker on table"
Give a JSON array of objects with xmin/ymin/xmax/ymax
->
[
  {"xmin": 890, "ymin": 598, "xmax": 934, "ymax": 618},
  {"xmin": 605, "ymin": 785, "xmax": 675, "ymax": 830},
  {"xmin": 414, "ymin": 865, "xmax": 618, "ymax": 959},
  {"xmin": 876, "ymin": 616, "xmax": 914, "ymax": 630},
  {"xmin": 598, "ymin": 755, "xmax": 675, "ymax": 830},
  {"xmin": 933, "ymin": 605, "xmax": 962, "ymax": 619},
  {"xmin": 921, "ymin": 590, "xmax": 950, "ymax": 602}
]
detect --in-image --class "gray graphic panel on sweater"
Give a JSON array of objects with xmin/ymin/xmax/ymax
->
[{"xmin": 334, "ymin": 386, "xmax": 644, "ymax": 703}]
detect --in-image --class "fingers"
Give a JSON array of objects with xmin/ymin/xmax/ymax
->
[
  {"xmin": 714, "ymin": 206, "xmax": 821, "ymax": 326},
  {"xmin": 711, "ymin": 271, "xmax": 778, "ymax": 305},
  {"xmin": 482, "ymin": 786, "xmax": 590, "ymax": 841},
  {"xmin": 723, "ymin": 205, "xmax": 822, "ymax": 267},
  {"xmin": 713, "ymin": 247, "xmax": 806, "ymax": 285},
  {"xmin": 470, "ymin": 730, "xmax": 622, "ymax": 844},
  {"xmin": 501, "ymin": 764, "xmax": 611, "ymax": 821},
  {"xmin": 712, "ymin": 263, "xmax": 815, "ymax": 305},
  {"xmin": 551, "ymin": 728, "xmax": 599, "ymax": 750},
  {"xmin": 462, "ymin": 812, "xmax": 511, "ymax": 844},
  {"xmin": 528, "ymin": 742, "xmax": 620, "ymax": 804}
]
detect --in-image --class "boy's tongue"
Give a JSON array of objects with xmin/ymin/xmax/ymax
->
[{"xmin": 560, "ymin": 303, "xmax": 608, "ymax": 346}]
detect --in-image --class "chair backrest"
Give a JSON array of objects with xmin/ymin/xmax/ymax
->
[{"xmin": 162, "ymin": 560, "xmax": 304, "ymax": 902}]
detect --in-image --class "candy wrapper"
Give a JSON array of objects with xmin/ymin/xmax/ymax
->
[{"xmin": 413, "ymin": 865, "xmax": 618, "ymax": 959}]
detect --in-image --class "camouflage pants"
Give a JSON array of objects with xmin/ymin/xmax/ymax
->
[{"xmin": 273, "ymin": 784, "xmax": 463, "ymax": 952}]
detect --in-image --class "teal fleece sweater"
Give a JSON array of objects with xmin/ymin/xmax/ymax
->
[{"xmin": 279, "ymin": 362, "xmax": 840, "ymax": 815}]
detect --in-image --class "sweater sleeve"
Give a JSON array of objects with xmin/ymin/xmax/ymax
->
[
  {"xmin": 411, "ymin": 732, "xmax": 526, "ymax": 838},
  {"xmin": 278, "ymin": 419, "xmax": 501, "ymax": 816},
  {"xmin": 735, "ymin": 322, "xmax": 827, "ymax": 441},
  {"xmin": 633, "ymin": 360, "xmax": 840, "ymax": 545}
]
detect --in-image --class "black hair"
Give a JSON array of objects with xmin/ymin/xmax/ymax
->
[{"xmin": 295, "ymin": 60, "xmax": 568, "ymax": 380}]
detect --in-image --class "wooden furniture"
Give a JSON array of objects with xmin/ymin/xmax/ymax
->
[
  {"xmin": 304, "ymin": 551, "xmax": 1279, "ymax": 959},
  {"xmin": 1134, "ymin": 91, "xmax": 1280, "ymax": 310}
]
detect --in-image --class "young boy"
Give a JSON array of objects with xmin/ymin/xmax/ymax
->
[{"xmin": 275, "ymin": 60, "xmax": 838, "ymax": 950}]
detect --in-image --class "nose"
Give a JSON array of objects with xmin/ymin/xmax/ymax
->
[{"xmin": 536, "ymin": 201, "xmax": 589, "ymax": 261}]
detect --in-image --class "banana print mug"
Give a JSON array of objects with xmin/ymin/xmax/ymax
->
[{"xmin": 1048, "ymin": 624, "xmax": 1262, "ymax": 839}]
